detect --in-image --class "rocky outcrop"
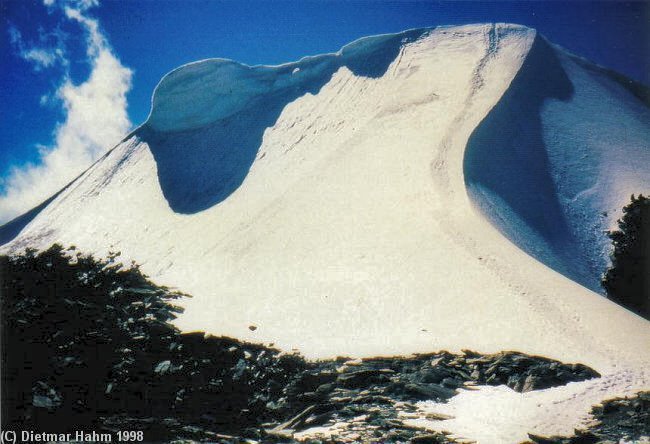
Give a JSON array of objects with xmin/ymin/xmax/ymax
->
[
  {"xmin": 528, "ymin": 391, "xmax": 650, "ymax": 444},
  {"xmin": 1, "ymin": 245, "xmax": 610, "ymax": 443}
]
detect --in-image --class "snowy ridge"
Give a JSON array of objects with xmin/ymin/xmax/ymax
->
[
  {"xmin": 147, "ymin": 28, "xmax": 428, "ymax": 132},
  {"xmin": 1, "ymin": 24, "xmax": 649, "ymax": 442}
]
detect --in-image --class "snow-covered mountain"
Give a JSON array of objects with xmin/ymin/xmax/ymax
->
[{"xmin": 2, "ymin": 24, "xmax": 649, "ymax": 442}]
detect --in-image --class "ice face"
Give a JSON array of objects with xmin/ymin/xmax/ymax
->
[{"xmin": 146, "ymin": 29, "xmax": 429, "ymax": 133}]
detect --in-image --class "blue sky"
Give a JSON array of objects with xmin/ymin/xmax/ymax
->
[{"xmin": 0, "ymin": 0, "xmax": 648, "ymax": 222}]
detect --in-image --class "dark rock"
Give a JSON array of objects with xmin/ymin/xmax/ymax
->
[
  {"xmin": 232, "ymin": 358, "xmax": 247, "ymax": 380},
  {"xmin": 411, "ymin": 434, "xmax": 447, "ymax": 443},
  {"xmin": 337, "ymin": 369, "xmax": 393, "ymax": 388},
  {"xmin": 528, "ymin": 432, "xmax": 563, "ymax": 443},
  {"xmin": 315, "ymin": 382, "xmax": 336, "ymax": 395},
  {"xmin": 32, "ymin": 394, "xmax": 61, "ymax": 409},
  {"xmin": 31, "ymin": 382, "xmax": 62, "ymax": 409},
  {"xmin": 154, "ymin": 360, "xmax": 172, "ymax": 374},
  {"xmin": 270, "ymin": 403, "xmax": 335, "ymax": 434},
  {"xmin": 297, "ymin": 392, "xmax": 321, "ymax": 403},
  {"xmin": 527, "ymin": 391, "xmax": 649, "ymax": 443},
  {"xmin": 441, "ymin": 377, "xmax": 463, "ymax": 388},
  {"xmin": 287, "ymin": 371, "xmax": 338, "ymax": 395},
  {"xmin": 403, "ymin": 383, "xmax": 456, "ymax": 400},
  {"xmin": 527, "ymin": 431, "xmax": 601, "ymax": 444},
  {"xmin": 415, "ymin": 367, "xmax": 450, "ymax": 384}
]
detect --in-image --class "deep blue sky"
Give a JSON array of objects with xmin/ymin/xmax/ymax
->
[{"xmin": 1, "ymin": 0, "xmax": 649, "ymax": 181}]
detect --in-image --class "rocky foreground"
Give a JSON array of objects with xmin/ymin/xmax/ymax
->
[{"xmin": 2, "ymin": 246, "xmax": 648, "ymax": 443}]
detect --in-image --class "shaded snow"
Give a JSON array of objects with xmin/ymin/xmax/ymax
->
[
  {"xmin": 2, "ymin": 24, "xmax": 649, "ymax": 442},
  {"xmin": 147, "ymin": 29, "xmax": 427, "ymax": 133},
  {"xmin": 465, "ymin": 36, "xmax": 650, "ymax": 293}
]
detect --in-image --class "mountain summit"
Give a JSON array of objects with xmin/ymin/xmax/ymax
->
[{"xmin": 1, "ymin": 24, "xmax": 649, "ymax": 442}]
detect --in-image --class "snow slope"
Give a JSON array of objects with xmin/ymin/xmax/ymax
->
[
  {"xmin": 465, "ymin": 35, "xmax": 650, "ymax": 293},
  {"xmin": 2, "ymin": 24, "xmax": 649, "ymax": 442}
]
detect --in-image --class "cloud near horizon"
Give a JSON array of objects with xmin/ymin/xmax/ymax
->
[
  {"xmin": 0, "ymin": 0, "xmax": 132, "ymax": 224},
  {"xmin": 8, "ymin": 25, "xmax": 68, "ymax": 71}
]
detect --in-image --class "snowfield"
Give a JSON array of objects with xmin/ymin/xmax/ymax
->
[{"xmin": 2, "ymin": 24, "xmax": 649, "ymax": 442}]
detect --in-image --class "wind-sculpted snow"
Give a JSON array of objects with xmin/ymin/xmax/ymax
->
[
  {"xmin": 147, "ymin": 30, "xmax": 428, "ymax": 133},
  {"xmin": 465, "ymin": 35, "xmax": 650, "ymax": 293},
  {"xmin": 463, "ymin": 35, "xmax": 582, "ymax": 288},
  {"xmin": 141, "ymin": 29, "xmax": 427, "ymax": 213}
]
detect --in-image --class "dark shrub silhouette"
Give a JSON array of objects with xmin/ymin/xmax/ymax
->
[
  {"xmin": 0, "ymin": 245, "xmax": 303, "ymax": 440},
  {"xmin": 1, "ymin": 245, "xmax": 181, "ymax": 432},
  {"xmin": 602, "ymin": 194, "xmax": 650, "ymax": 319}
]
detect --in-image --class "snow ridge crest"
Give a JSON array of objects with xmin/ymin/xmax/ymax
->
[{"xmin": 144, "ymin": 24, "xmax": 533, "ymax": 133}]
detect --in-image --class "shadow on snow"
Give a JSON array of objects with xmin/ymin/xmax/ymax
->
[
  {"xmin": 463, "ymin": 35, "xmax": 600, "ymax": 291},
  {"xmin": 137, "ymin": 30, "xmax": 427, "ymax": 215}
]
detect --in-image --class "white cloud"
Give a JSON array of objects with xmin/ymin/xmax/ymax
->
[
  {"xmin": 0, "ymin": 1, "xmax": 132, "ymax": 224},
  {"xmin": 24, "ymin": 47, "xmax": 59, "ymax": 68},
  {"xmin": 8, "ymin": 25, "xmax": 68, "ymax": 71},
  {"xmin": 43, "ymin": 0, "xmax": 99, "ymax": 11}
]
